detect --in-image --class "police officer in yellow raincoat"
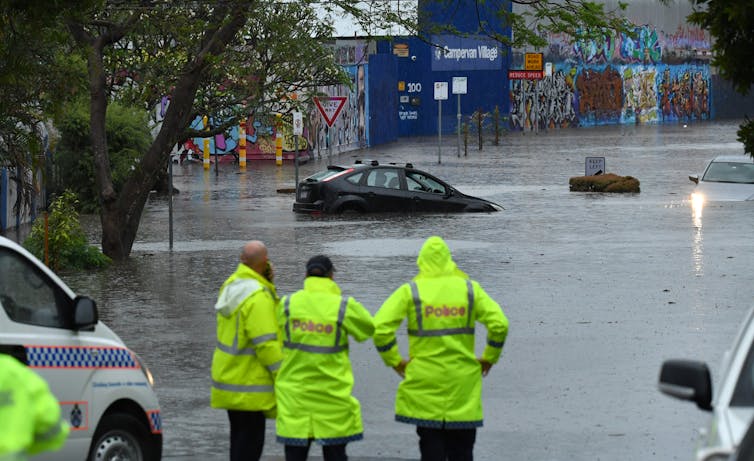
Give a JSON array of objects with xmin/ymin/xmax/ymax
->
[
  {"xmin": 211, "ymin": 240, "xmax": 283, "ymax": 461},
  {"xmin": 0, "ymin": 352, "xmax": 69, "ymax": 460},
  {"xmin": 373, "ymin": 236, "xmax": 509, "ymax": 461},
  {"xmin": 275, "ymin": 255, "xmax": 374, "ymax": 461}
]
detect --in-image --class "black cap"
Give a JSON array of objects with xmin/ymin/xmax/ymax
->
[{"xmin": 306, "ymin": 255, "xmax": 335, "ymax": 277}]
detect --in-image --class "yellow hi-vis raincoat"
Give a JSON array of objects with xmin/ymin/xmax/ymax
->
[
  {"xmin": 0, "ymin": 354, "xmax": 69, "ymax": 459},
  {"xmin": 210, "ymin": 264, "xmax": 283, "ymax": 415},
  {"xmin": 275, "ymin": 276, "xmax": 375, "ymax": 446},
  {"xmin": 373, "ymin": 236, "xmax": 509, "ymax": 428}
]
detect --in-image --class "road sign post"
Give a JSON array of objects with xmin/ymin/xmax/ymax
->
[
  {"xmin": 452, "ymin": 77, "xmax": 467, "ymax": 158},
  {"xmin": 292, "ymin": 111, "xmax": 303, "ymax": 196},
  {"xmin": 585, "ymin": 157, "xmax": 606, "ymax": 176},
  {"xmin": 434, "ymin": 82, "xmax": 448, "ymax": 164}
]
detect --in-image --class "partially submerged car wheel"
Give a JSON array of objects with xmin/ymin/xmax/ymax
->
[
  {"xmin": 338, "ymin": 203, "xmax": 364, "ymax": 214},
  {"xmin": 89, "ymin": 413, "xmax": 155, "ymax": 461}
]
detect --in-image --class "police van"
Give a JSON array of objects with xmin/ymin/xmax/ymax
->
[
  {"xmin": 659, "ymin": 306, "xmax": 754, "ymax": 460},
  {"xmin": 0, "ymin": 235, "xmax": 162, "ymax": 460}
]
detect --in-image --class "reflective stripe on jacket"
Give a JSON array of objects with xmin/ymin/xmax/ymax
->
[
  {"xmin": 210, "ymin": 264, "xmax": 283, "ymax": 412},
  {"xmin": 0, "ymin": 354, "xmax": 69, "ymax": 458},
  {"xmin": 275, "ymin": 276, "xmax": 374, "ymax": 445},
  {"xmin": 373, "ymin": 236, "xmax": 509, "ymax": 428}
]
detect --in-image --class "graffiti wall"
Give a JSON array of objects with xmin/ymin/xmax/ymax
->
[
  {"xmin": 182, "ymin": 63, "xmax": 369, "ymax": 162},
  {"xmin": 309, "ymin": 64, "xmax": 368, "ymax": 157},
  {"xmin": 509, "ymin": 20, "xmax": 713, "ymax": 130},
  {"xmin": 185, "ymin": 114, "xmax": 311, "ymax": 163}
]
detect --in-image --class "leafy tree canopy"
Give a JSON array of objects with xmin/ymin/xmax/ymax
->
[{"xmin": 684, "ymin": 0, "xmax": 754, "ymax": 155}]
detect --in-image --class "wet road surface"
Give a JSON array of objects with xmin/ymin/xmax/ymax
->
[{"xmin": 62, "ymin": 120, "xmax": 754, "ymax": 460}]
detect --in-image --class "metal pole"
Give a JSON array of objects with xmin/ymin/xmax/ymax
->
[
  {"xmin": 437, "ymin": 100, "xmax": 442, "ymax": 164},
  {"xmin": 457, "ymin": 94, "xmax": 461, "ymax": 158},
  {"xmin": 168, "ymin": 156, "xmax": 173, "ymax": 250},
  {"xmin": 327, "ymin": 126, "xmax": 332, "ymax": 166},
  {"xmin": 294, "ymin": 135, "xmax": 300, "ymax": 197},
  {"xmin": 532, "ymin": 80, "xmax": 539, "ymax": 133}
]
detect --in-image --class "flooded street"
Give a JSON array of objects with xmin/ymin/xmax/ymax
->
[{"xmin": 64, "ymin": 120, "xmax": 754, "ymax": 460}]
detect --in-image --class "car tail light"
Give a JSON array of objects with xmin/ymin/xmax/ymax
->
[{"xmin": 297, "ymin": 185, "xmax": 312, "ymax": 202}]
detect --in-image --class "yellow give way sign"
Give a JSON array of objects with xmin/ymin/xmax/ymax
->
[{"xmin": 525, "ymin": 53, "xmax": 543, "ymax": 71}]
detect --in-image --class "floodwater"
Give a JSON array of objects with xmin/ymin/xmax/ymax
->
[{"xmin": 62, "ymin": 120, "xmax": 754, "ymax": 460}]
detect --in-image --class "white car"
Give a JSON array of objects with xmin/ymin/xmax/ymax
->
[
  {"xmin": 658, "ymin": 307, "xmax": 754, "ymax": 461},
  {"xmin": 0, "ymin": 235, "xmax": 162, "ymax": 461},
  {"xmin": 689, "ymin": 154, "xmax": 754, "ymax": 206}
]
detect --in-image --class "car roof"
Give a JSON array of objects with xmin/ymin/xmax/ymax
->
[
  {"xmin": 351, "ymin": 160, "xmax": 415, "ymax": 168},
  {"xmin": 711, "ymin": 154, "xmax": 754, "ymax": 163}
]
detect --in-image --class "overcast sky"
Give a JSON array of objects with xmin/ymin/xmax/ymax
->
[{"xmin": 323, "ymin": 1, "xmax": 417, "ymax": 37}]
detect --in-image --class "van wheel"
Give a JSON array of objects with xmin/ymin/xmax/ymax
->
[{"xmin": 89, "ymin": 413, "xmax": 152, "ymax": 461}]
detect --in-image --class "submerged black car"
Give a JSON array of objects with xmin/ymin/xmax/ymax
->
[{"xmin": 293, "ymin": 160, "xmax": 502, "ymax": 213}]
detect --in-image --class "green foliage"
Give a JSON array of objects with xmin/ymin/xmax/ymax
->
[
  {"xmin": 569, "ymin": 173, "xmax": 640, "ymax": 193},
  {"xmin": 738, "ymin": 116, "xmax": 754, "ymax": 156},
  {"xmin": 23, "ymin": 190, "xmax": 111, "ymax": 271},
  {"xmin": 0, "ymin": 1, "xmax": 89, "ymax": 208},
  {"xmin": 53, "ymin": 99, "xmax": 151, "ymax": 212},
  {"xmin": 418, "ymin": 0, "xmax": 633, "ymax": 49},
  {"xmin": 684, "ymin": 0, "xmax": 754, "ymax": 157}
]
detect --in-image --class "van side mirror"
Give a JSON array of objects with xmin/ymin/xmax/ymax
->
[
  {"xmin": 658, "ymin": 359, "xmax": 712, "ymax": 411},
  {"xmin": 73, "ymin": 296, "xmax": 98, "ymax": 331},
  {"xmin": 689, "ymin": 174, "xmax": 699, "ymax": 184}
]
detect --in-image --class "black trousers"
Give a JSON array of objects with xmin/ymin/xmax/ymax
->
[
  {"xmin": 284, "ymin": 441, "xmax": 348, "ymax": 461},
  {"xmin": 227, "ymin": 410, "xmax": 266, "ymax": 461},
  {"xmin": 416, "ymin": 426, "xmax": 476, "ymax": 461}
]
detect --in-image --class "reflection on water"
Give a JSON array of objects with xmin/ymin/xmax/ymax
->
[
  {"xmin": 691, "ymin": 194, "xmax": 704, "ymax": 275},
  {"xmin": 325, "ymin": 238, "xmax": 493, "ymax": 257}
]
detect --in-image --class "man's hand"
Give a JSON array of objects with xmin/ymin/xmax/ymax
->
[
  {"xmin": 263, "ymin": 261, "xmax": 274, "ymax": 282},
  {"xmin": 478, "ymin": 358, "xmax": 493, "ymax": 377},
  {"xmin": 393, "ymin": 359, "xmax": 409, "ymax": 378}
]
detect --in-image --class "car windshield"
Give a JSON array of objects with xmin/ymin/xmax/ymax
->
[
  {"xmin": 702, "ymin": 161, "xmax": 754, "ymax": 184},
  {"xmin": 406, "ymin": 171, "xmax": 447, "ymax": 194}
]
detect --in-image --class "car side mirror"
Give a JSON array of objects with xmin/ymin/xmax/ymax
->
[
  {"xmin": 689, "ymin": 174, "xmax": 699, "ymax": 184},
  {"xmin": 443, "ymin": 188, "xmax": 454, "ymax": 198},
  {"xmin": 658, "ymin": 359, "xmax": 712, "ymax": 411},
  {"xmin": 73, "ymin": 296, "xmax": 98, "ymax": 331}
]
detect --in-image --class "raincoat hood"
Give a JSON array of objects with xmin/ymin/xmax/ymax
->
[
  {"xmin": 215, "ymin": 264, "xmax": 275, "ymax": 317},
  {"xmin": 414, "ymin": 236, "xmax": 468, "ymax": 279}
]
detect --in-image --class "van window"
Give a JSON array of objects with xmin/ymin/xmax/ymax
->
[{"xmin": 0, "ymin": 248, "xmax": 70, "ymax": 329}]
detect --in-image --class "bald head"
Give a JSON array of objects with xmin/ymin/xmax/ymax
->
[{"xmin": 240, "ymin": 240, "xmax": 268, "ymax": 274}]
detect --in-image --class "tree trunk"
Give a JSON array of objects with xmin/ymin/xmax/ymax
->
[
  {"xmin": 99, "ymin": 5, "xmax": 250, "ymax": 259},
  {"xmin": 86, "ymin": 39, "xmax": 126, "ymax": 259}
]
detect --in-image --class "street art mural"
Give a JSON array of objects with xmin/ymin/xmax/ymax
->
[
  {"xmin": 308, "ymin": 64, "xmax": 368, "ymax": 158},
  {"xmin": 510, "ymin": 70, "xmax": 577, "ymax": 130},
  {"xmin": 177, "ymin": 40, "xmax": 370, "ymax": 163},
  {"xmin": 509, "ymin": 23, "xmax": 712, "ymax": 130},
  {"xmin": 178, "ymin": 63, "xmax": 368, "ymax": 163},
  {"xmin": 182, "ymin": 114, "xmax": 311, "ymax": 164}
]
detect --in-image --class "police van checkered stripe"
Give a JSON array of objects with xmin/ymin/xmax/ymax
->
[
  {"xmin": 147, "ymin": 410, "xmax": 162, "ymax": 434},
  {"xmin": 25, "ymin": 346, "xmax": 139, "ymax": 369}
]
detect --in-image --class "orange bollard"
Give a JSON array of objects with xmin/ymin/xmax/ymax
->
[
  {"xmin": 275, "ymin": 114, "xmax": 283, "ymax": 166},
  {"xmin": 203, "ymin": 139, "xmax": 210, "ymax": 170},
  {"xmin": 239, "ymin": 119, "xmax": 247, "ymax": 170}
]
